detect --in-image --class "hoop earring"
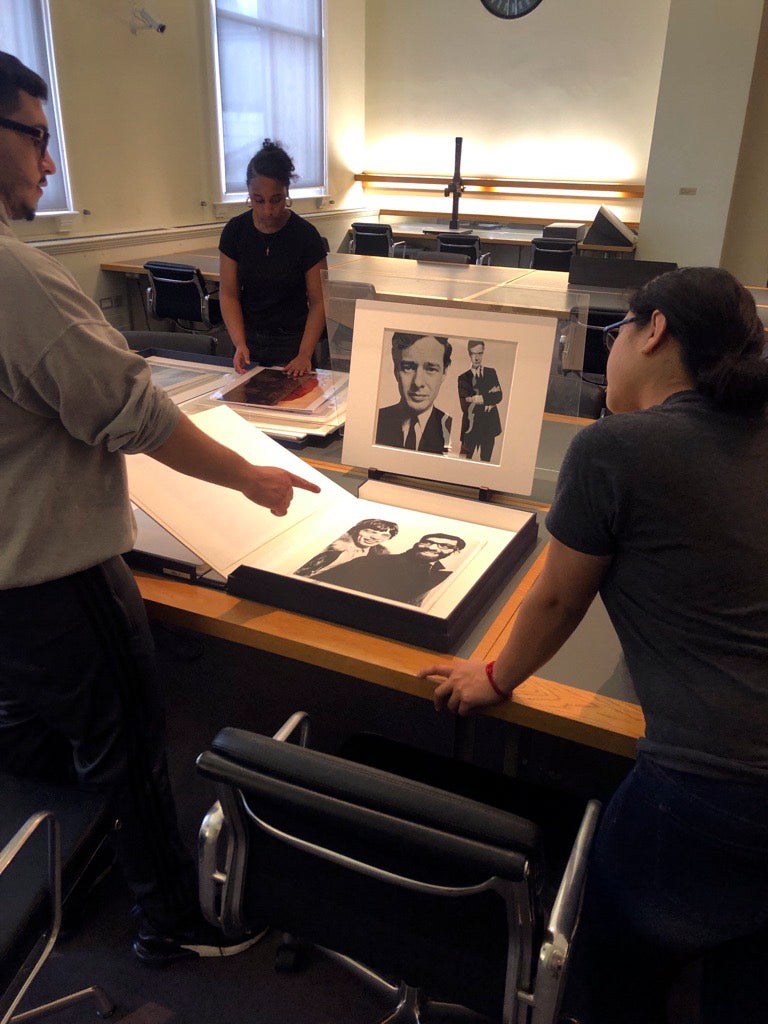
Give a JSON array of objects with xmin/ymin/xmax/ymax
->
[{"xmin": 285, "ymin": 195, "xmax": 293, "ymax": 208}]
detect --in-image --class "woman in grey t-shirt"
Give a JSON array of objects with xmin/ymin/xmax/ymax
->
[{"xmin": 422, "ymin": 267, "xmax": 768, "ymax": 1023}]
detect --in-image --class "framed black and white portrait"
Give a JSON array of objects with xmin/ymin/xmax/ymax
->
[{"xmin": 342, "ymin": 300, "xmax": 555, "ymax": 495}]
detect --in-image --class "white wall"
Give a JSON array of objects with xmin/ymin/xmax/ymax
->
[
  {"xmin": 13, "ymin": 0, "xmax": 367, "ymax": 309},
  {"xmin": 364, "ymin": 0, "xmax": 671, "ymax": 183},
  {"xmin": 637, "ymin": 0, "xmax": 764, "ymax": 267},
  {"xmin": 18, "ymin": 0, "xmax": 367, "ymax": 245},
  {"xmin": 11, "ymin": 0, "xmax": 768, "ymax": 287},
  {"xmin": 721, "ymin": 2, "xmax": 768, "ymax": 284}
]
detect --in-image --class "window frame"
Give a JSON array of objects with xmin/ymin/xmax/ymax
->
[
  {"xmin": 1, "ymin": 0, "xmax": 74, "ymax": 216},
  {"xmin": 209, "ymin": 0, "xmax": 328, "ymax": 206}
]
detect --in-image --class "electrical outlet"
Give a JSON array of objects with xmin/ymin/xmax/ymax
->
[
  {"xmin": 99, "ymin": 296, "xmax": 114, "ymax": 310},
  {"xmin": 678, "ymin": 186, "xmax": 698, "ymax": 196}
]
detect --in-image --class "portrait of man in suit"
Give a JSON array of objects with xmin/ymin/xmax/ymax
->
[
  {"xmin": 457, "ymin": 340, "xmax": 503, "ymax": 462},
  {"xmin": 375, "ymin": 331, "xmax": 453, "ymax": 454},
  {"xmin": 314, "ymin": 532, "xmax": 466, "ymax": 607}
]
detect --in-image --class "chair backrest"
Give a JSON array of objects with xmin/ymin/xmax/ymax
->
[
  {"xmin": 416, "ymin": 251, "xmax": 471, "ymax": 265},
  {"xmin": 437, "ymin": 233, "xmax": 481, "ymax": 261},
  {"xmin": 144, "ymin": 261, "xmax": 222, "ymax": 327},
  {"xmin": 545, "ymin": 372, "xmax": 606, "ymax": 419},
  {"xmin": 350, "ymin": 222, "xmax": 395, "ymax": 257},
  {"xmin": 121, "ymin": 329, "xmax": 217, "ymax": 356},
  {"xmin": 530, "ymin": 238, "xmax": 577, "ymax": 272},
  {"xmin": 197, "ymin": 720, "xmax": 599, "ymax": 1024}
]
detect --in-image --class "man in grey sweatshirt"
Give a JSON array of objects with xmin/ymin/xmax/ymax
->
[{"xmin": 0, "ymin": 51, "xmax": 319, "ymax": 965}]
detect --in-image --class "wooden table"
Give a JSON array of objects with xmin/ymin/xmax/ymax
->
[
  {"xmin": 325, "ymin": 259, "xmax": 539, "ymax": 309},
  {"xmin": 134, "ymin": 441, "xmax": 642, "ymax": 759},
  {"xmin": 475, "ymin": 270, "xmax": 628, "ymax": 320},
  {"xmin": 100, "ymin": 247, "xmax": 364, "ymax": 281},
  {"xmin": 136, "ymin": 547, "xmax": 641, "ymax": 759},
  {"xmin": 323, "ymin": 259, "xmax": 626, "ymax": 321},
  {"xmin": 101, "ymin": 248, "xmax": 628, "ymax": 322},
  {"xmin": 102, "ymin": 249, "xmax": 594, "ymax": 325}
]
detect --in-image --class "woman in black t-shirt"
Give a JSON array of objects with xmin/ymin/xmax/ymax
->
[{"xmin": 219, "ymin": 139, "xmax": 327, "ymax": 376}]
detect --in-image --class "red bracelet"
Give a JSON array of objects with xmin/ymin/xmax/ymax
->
[{"xmin": 485, "ymin": 661, "xmax": 509, "ymax": 701}]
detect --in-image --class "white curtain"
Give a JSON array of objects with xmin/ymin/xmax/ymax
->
[
  {"xmin": 215, "ymin": 0, "xmax": 325, "ymax": 197},
  {"xmin": 0, "ymin": 0, "xmax": 71, "ymax": 213}
]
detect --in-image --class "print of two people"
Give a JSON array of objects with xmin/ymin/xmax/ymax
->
[{"xmin": 295, "ymin": 518, "xmax": 466, "ymax": 607}]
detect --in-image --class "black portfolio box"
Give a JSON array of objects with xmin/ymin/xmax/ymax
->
[{"xmin": 543, "ymin": 222, "xmax": 587, "ymax": 242}]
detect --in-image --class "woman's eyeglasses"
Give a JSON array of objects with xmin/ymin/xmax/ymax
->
[
  {"xmin": 0, "ymin": 115, "xmax": 50, "ymax": 157},
  {"xmin": 602, "ymin": 316, "xmax": 638, "ymax": 352}
]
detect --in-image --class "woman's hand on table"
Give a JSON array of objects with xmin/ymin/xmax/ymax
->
[
  {"xmin": 233, "ymin": 344, "xmax": 251, "ymax": 375},
  {"xmin": 283, "ymin": 353, "xmax": 313, "ymax": 377},
  {"xmin": 419, "ymin": 659, "xmax": 506, "ymax": 716}
]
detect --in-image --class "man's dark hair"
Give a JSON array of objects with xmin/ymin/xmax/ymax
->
[
  {"xmin": 418, "ymin": 533, "xmax": 466, "ymax": 552},
  {"xmin": 0, "ymin": 52, "xmax": 48, "ymax": 116},
  {"xmin": 467, "ymin": 339, "xmax": 485, "ymax": 354},
  {"xmin": 391, "ymin": 331, "xmax": 452, "ymax": 370}
]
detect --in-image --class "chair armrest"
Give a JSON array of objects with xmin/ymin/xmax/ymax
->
[
  {"xmin": 532, "ymin": 799, "xmax": 601, "ymax": 1024},
  {"xmin": 546, "ymin": 799, "xmax": 601, "ymax": 943},
  {"xmin": 392, "ymin": 240, "xmax": 407, "ymax": 257},
  {"xmin": 479, "ymin": 252, "xmax": 491, "ymax": 265},
  {"xmin": 272, "ymin": 711, "xmax": 310, "ymax": 747},
  {"xmin": 0, "ymin": 812, "xmax": 61, "ymax": 1023}
]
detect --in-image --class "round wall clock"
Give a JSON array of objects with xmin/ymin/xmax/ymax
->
[{"xmin": 480, "ymin": 0, "xmax": 544, "ymax": 18}]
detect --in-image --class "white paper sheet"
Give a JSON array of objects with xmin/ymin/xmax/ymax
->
[{"xmin": 127, "ymin": 406, "xmax": 351, "ymax": 576}]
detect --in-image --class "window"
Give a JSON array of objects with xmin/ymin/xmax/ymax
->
[
  {"xmin": 212, "ymin": 0, "xmax": 326, "ymax": 201},
  {"xmin": 0, "ymin": 0, "xmax": 72, "ymax": 214}
]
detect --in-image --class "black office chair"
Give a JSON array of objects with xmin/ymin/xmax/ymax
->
[
  {"xmin": 144, "ymin": 261, "xmax": 222, "ymax": 329},
  {"xmin": 0, "ymin": 773, "xmax": 114, "ymax": 1024},
  {"xmin": 415, "ymin": 251, "xmax": 471, "ymax": 265},
  {"xmin": 530, "ymin": 239, "xmax": 577, "ymax": 272},
  {"xmin": 120, "ymin": 329, "xmax": 218, "ymax": 356},
  {"xmin": 545, "ymin": 374, "xmax": 606, "ymax": 419},
  {"xmin": 349, "ymin": 223, "xmax": 406, "ymax": 258},
  {"xmin": 197, "ymin": 712, "xmax": 601, "ymax": 1024},
  {"xmin": 436, "ymin": 234, "xmax": 491, "ymax": 266}
]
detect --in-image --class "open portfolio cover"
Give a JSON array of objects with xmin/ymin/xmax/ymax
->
[{"xmin": 126, "ymin": 407, "xmax": 537, "ymax": 650}]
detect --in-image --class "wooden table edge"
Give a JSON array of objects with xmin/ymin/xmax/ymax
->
[{"xmin": 136, "ymin": 562, "xmax": 642, "ymax": 759}]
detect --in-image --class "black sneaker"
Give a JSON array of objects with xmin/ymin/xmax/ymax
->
[{"xmin": 133, "ymin": 917, "xmax": 268, "ymax": 966}]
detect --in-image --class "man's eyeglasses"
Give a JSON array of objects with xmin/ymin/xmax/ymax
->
[
  {"xmin": 602, "ymin": 316, "xmax": 638, "ymax": 352},
  {"xmin": 0, "ymin": 115, "xmax": 50, "ymax": 156}
]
